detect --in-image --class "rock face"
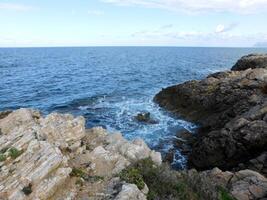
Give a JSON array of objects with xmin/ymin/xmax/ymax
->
[
  {"xmin": 185, "ymin": 168, "xmax": 267, "ymax": 200},
  {"xmin": 154, "ymin": 54, "xmax": 267, "ymax": 170},
  {"xmin": 0, "ymin": 108, "xmax": 162, "ymax": 200},
  {"xmin": 232, "ymin": 54, "xmax": 267, "ymax": 71}
]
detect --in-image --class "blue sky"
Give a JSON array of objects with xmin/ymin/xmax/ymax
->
[{"xmin": 0, "ymin": 0, "xmax": 267, "ymax": 47}]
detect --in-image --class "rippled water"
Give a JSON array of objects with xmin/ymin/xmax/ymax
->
[{"xmin": 1, "ymin": 47, "xmax": 267, "ymax": 168}]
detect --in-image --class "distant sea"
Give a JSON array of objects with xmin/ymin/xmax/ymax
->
[{"xmin": 1, "ymin": 47, "xmax": 267, "ymax": 168}]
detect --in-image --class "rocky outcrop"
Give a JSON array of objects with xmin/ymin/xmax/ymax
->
[
  {"xmin": 134, "ymin": 112, "xmax": 159, "ymax": 124},
  {"xmin": 154, "ymin": 54, "xmax": 267, "ymax": 170},
  {"xmin": 185, "ymin": 168, "xmax": 267, "ymax": 200},
  {"xmin": 232, "ymin": 54, "xmax": 267, "ymax": 71},
  {"xmin": 0, "ymin": 108, "xmax": 162, "ymax": 200}
]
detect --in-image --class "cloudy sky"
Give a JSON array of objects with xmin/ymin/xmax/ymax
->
[{"xmin": 0, "ymin": 0, "xmax": 267, "ymax": 47}]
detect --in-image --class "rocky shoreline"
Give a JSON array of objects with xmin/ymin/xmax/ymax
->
[
  {"xmin": 0, "ymin": 109, "xmax": 161, "ymax": 199},
  {"xmin": 1, "ymin": 54, "xmax": 267, "ymax": 200},
  {"xmin": 154, "ymin": 54, "xmax": 267, "ymax": 199}
]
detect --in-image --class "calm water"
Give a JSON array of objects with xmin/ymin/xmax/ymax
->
[{"xmin": 1, "ymin": 47, "xmax": 267, "ymax": 167}]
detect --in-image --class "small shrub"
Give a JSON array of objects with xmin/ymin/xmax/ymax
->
[
  {"xmin": 22, "ymin": 183, "xmax": 32, "ymax": 196},
  {"xmin": 218, "ymin": 187, "xmax": 236, "ymax": 200},
  {"xmin": 70, "ymin": 168, "xmax": 87, "ymax": 178},
  {"xmin": 0, "ymin": 154, "xmax": 6, "ymax": 162},
  {"xmin": 8, "ymin": 147, "xmax": 23, "ymax": 159},
  {"xmin": 119, "ymin": 158, "xmax": 199, "ymax": 200},
  {"xmin": 119, "ymin": 168, "xmax": 145, "ymax": 190},
  {"xmin": 70, "ymin": 168, "xmax": 104, "ymax": 183}
]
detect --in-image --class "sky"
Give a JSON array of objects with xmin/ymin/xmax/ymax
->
[{"xmin": 1, "ymin": 0, "xmax": 267, "ymax": 47}]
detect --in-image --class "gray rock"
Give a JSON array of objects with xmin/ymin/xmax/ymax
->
[
  {"xmin": 154, "ymin": 55, "xmax": 267, "ymax": 170},
  {"xmin": 232, "ymin": 54, "xmax": 267, "ymax": 71}
]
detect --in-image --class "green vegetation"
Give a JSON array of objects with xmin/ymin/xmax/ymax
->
[
  {"xmin": 8, "ymin": 147, "xmax": 23, "ymax": 159},
  {"xmin": 70, "ymin": 168, "xmax": 87, "ymax": 178},
  {"xmin": 119, "ymin": 158, "xmax": 199, "ymax": 200},
  {"xmin": 218, "ymin": 187, "xmax": 236, "ymax": 200},
  {"xmin": 119, "ymin": 168, "xmax": 145, "ymax": 190},
  {"xmin": 22, "ymin": 184, "xmax": 32, "ymax": 195},
  {"xmin": 70, "ymin": 167, "xmax": 104, "ymax": 183},
  {"xmin": 0, "ymin": 154, "xmax": 6, "ymax": 162}
]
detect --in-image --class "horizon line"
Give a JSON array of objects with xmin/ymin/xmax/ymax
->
[{"xmin": 0, "ymin": 45, "xmax": 266, "ymax": 49}]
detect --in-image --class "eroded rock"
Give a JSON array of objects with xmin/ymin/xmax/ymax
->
[
  {"xmin": 154, "ymin": 55, "xmax": 267, "ymax": 170},
  {"xmin": 0, "ymin": 109, "xmax": 162, "ymax": 200}
]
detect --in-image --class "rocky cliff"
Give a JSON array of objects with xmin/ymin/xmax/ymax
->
[
  {"xmin": 1, "ymin": 108, "xmax": 266, "ymax": 200},
  {"xmin": 155, "ymin": 54, "xmax": 267, "ymax": 172},
  {"xmin": 0, "ymin": 108, "xmax": 161, "ymax": 200}
]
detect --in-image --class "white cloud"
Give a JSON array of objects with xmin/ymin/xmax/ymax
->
[
  {"xmin": 102, "ymin": 0, "xmax": 267, "ymax": 14},
  {"xmin": 215, "ymin": 23, "xmax": 238, "ymax": 33},
  {"xmin": 215, "ymin": 24, "xmax": 225, "ymax": 33},
  {"xmin": 129, "ymin": 25, "xmax": 266, "ymax": 47},
  {"xmin": 0, "ymin": 3, "xmax": 35, "ymax": 11}
]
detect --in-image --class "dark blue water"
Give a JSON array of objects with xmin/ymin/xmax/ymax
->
[{"xmin": 1, "ymin": 47, "xmax": 267, "ymax": 167}]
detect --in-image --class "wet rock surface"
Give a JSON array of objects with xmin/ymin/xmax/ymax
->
[
  {"xmin": 154, "ymin": 54, "xmax": 267, "ymax": 170},
  {"xmin": 134, "ymin": 112, "xmax": 159, "ymax": 124}
]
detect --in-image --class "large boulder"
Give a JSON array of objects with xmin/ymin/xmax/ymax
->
[
  {"xmin": 185, "ymin": 168, "xmax": 267, "ymax": 200},
  {"xmin": 232, "ymin": 54, "xmax": 267, "ymax": 71}
]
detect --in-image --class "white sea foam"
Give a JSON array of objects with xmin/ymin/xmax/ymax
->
[{"xmin": 83, "ymin": 94, "xmax": 197, "ymax": 168}]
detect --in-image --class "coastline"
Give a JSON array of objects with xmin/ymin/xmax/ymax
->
[{"xmin": 1, "ymin": 54, "xmax": 267, "ymax": 199}]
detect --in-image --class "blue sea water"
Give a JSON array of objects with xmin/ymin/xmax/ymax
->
[{"xmin": 1, "ymin": 47, "xmax": 267, "ymax": 167}]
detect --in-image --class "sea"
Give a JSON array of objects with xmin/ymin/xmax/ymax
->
[{"xmin": 1, "ymin": 47, "xmax": 267, "ymax": 168}]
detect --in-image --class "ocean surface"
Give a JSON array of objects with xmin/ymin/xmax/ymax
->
[{"xmin": 1, "ymin": 47, "xmax": 267, "ymax": 168}]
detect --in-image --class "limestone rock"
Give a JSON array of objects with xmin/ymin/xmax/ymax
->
[
  {"xmin": 38, "ymin": 113, "xmax": 85, "ymax": 150},
  {"xmin": 0, "ymin": 109, "xmax": 161, "ymax": 200},
  {"xmin": 114, "ymin": 184, "xmax": 147, "ymax": 200}
]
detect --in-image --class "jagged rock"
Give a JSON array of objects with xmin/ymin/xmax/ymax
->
[
  {"xmin": 154, "ymin": 55, "xmax": 267, "ymax": 170},
  {"xmin": 0, "ymin": 109, "xmax": 161, "ymax": 200},
  {"xmin": 185, "ymin": 168, "xmax": 267, "ymax": 200},
  {"xmin": 235, "ymin": 152, "xmax": 267, "ymax": 177},
  {"xmin": 114, "ymin": 183, "xmax": 146, "ymax": 200},
  {"xmin": 86, "ymin": 145, "xmax": 130, "ymax": 176},
  {"xmin": 232, "ymin": 54, "xmax": 267, "ymax": 71},
  {"xmin": 134, "ymin": 112, "xmax": 159, "ymax": 124},
  {"xmin": 37, "ymin": 113, "xmax": 85, "ymax": 150}
]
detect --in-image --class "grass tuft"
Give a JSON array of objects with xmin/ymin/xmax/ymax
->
[
  {"xmin": 8, "ymin": 147, "xmax": 23, "ymax": 159},
  {"xmin": 0, "ymin": 154, "xmax": 6, "ymax": 162},
  {"xmin": 218, "ymin": 187, "xmax": 236, "ymax": 200}
]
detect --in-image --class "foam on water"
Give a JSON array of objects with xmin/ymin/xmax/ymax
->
[{"xmin": 75, "ymin": 94, "xmax": 197, "ymax": 168}]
